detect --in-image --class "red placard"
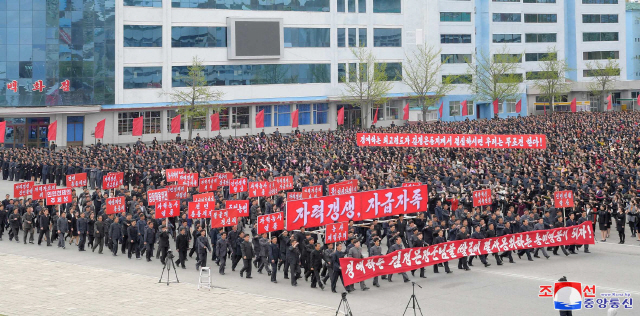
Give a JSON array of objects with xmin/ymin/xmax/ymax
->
[
  {"xmin": 328, "ymin": 182, "xmax": 357, "ymax": 196},
  {"xmin": 268, "ymin": 181, "xmax": 278, "ymax": 196},
  {"xmin": 554, "ymin": 191, "xmax": 575, "ymax": 208},
  {"xmin": 274, "ymin": 176, "xmax": 294, "ymax": 191},
  {"xmin": 167, "ymin": 185, "xmax": 188, "ymax": 200},
  {"xmin": 166, "ymin": 168, "xmax": 184, "ymax": 182},
  {"xmin": 103, "ymin": 172, "xmax": 124, "ymax": 190},
  {"xmin": 33, "ymin": 184, "xmax": 56, "ymax": 200},
  {"xmin": 14, "ymin": 181, "xmax": 34, "ymax": 198},
  {"xmin": 214, "ymin": 172, "xmax": 233, "ymax": 186},
  {"xmin": 225, "ymin": 200, "xmax": 249, "ymax": 217},
  {"xmin": 178, "ymin": 173, "xmax": 199, "ymax": 187},
  {"xmin": 302, "ymin": 185, "xmax": 323, "ymax": 198},
  {"xmin": 249, "ymin": 181, "xmax": 270, "ymax": 198},
  {"xmin": 325, "ymin": 222, "xmax": 349, "ymax": 244},
  {"xmin": 211, "ymin": 209, "xmax": 238, "ymax": 228},
  {"xmin": 287, "ymin": 192, "xmax": 304, "ymax": 201},
  {"xmin": 229, "ymin": 178, "xmax": 248, "ymax": 194},
  {"xmin": 147, "ymin": 188, "xmax": 168, "ymax": 205},
  {"xmin": 187, "ymin": 201, "xmax": 215, "ymax": 219},
  {"xmin": 257, "ymin": 212, "xmax": 285, "ymax": 234},
  {"xmin": 342, "ymin": 179, "xmax": 358, "ymax": 191},
  {"xmin": 155, "ymin": 200, "xmax": 180, "ymax": 219},
  {"xmin": 198, "ymin": 177, "xmax": 218, "ymax": 193},
  {"xmin": 45, "ymin": 188, "xmax": 72, "ymax": 206},
  {"xmin": 193, "ymin": 192, "xmax": 215, "ymax": 203},
  {"xmin": 357, "ymin": 133, "xmax": 547, "ymax": 149},
  {"xmin": 339, "ymin": 221, "xmax": 595, "ymax": 286},
  {"xmin": 473, "ymin": 189, "xmax": 492, "ymax": 207},
  {"xmin": 65, "ymin": 173, "xmax": 87, "ymax": 188},
  {"xmin": 402, "ymin": 182, "xmax": 422, "ymax": 187},
  {"xmin": 106, "ymin": 196, "xmax": 126, "ymax": 214}
]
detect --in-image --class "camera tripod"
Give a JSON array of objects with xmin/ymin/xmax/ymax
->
[
  {"xmin": 158, "ymin": 250, "xmax": 180, "ymax": 286},
  {"xmin": 335, "ymin": 292, "xmax": 353, "ymax": 316},
  {"xmin": 403, "ymin": 282, "xmax": 424, "ymax": 316}
]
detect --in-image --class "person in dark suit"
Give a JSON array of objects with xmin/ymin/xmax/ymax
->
[
  {"xmin": 127, "ymin": 221, "xmax": 139, "ymax": 259},
  {"xmin": 56, "ymin": 212, "xmax": 68, "ymax": 249},
  {"xmin": 216, "ymin": 232, "xmax": 231, "ymax": 274},
  {"xmin": 196, "ymin": 229, "xmax": 211, "ymax": 270},
  {"xmin": 433, "ymin": 230, "xmax": 452, "ymax": 273},
  {"xmin": 108, "ymin": 216, "xmax": 123, "ymax": 256},
  {"xmin": 38, "ymin": 209, "xmax": 51, "ymax": 246},
  {"xmin": 231, "ymin": 232, "xmax": 245, "ymax": 271},
  {"xmin": 92, "ymin": 215, "xmax": 105, "ymax": 254},
  {"xmin": 387, "ymin": 238, "xmax": 410, "ymax": 283},
  {"xmin": 9, "ymin": 209, "xmax": 21, "ymax": 243},
  {"xmin": 239, "ymin": 234, "xmax": 254, "ymax": 278},
  {"xmin": 468, "ymin": 225, "xmax": 491, "ymax": 267},
  {"xmin": 0, "ymin": 205, "xmax": 6, "ymax": 240},
  {"xmin": 369, "ymin": 239, "xmax": 382, "ymax": 286},
  {"xmin": 330, "ymin": 243, "xmax": 346, "ymax": 293},
  {"xmin": 175, "ymin": 228, "xmax": 190, "ymax": 269},
  {"xmin": 144, "ymin": 221, "xmax": 156, "ymax": 262},
  {"xmin": 268, "ymin": 236, "xmax": 280, "ymax": 283},
  {"xmin": 309, "ymin": 243, "xmax": 325, "ymax": 290},
  {"xmin": 287, "ymin": 239, "xmax": 301, "ymax": 286},
  {"xmin": 76, "ymin": 212, "xmax": 88, "ymax": 251},
  {"xmin": 158, "ymin": 225, "xmax": 171, "ymax": 265},
  {"xmin": 552, "ymin": 217, "xmax": 570, "ymax": 256},
  {"xmin": 456, "ymin": 226, "xmax": 470, "ymax": 271}
]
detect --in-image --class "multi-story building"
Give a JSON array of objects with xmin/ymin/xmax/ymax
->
[{"xmin": 0, "ymin": 0, "xmax": 637, "ymax": 147}]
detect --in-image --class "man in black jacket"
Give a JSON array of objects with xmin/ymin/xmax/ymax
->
[
  {"xmin": 468, "ymin": 225, "xmax": 491, "ymax": 267},
  {"xmin": 38, "ymin": 209, "xmax": 51, "ymax": 246},
  {"xmin": 330, "ymin": 243, "xmax": 346, "ymax": 293},
  {"xmin": 239, "ymin": 234, "xmax": 254, "ymax": 278},
  {"xmin": 144, "ymin": 221, "xmax": 156, "ymax": 262},
  {"xmin": 127, "ymin": 221, "xmax": 139, "ymax": 259},
  {"xmin": 287, "ymin": 239, "xmax": 301, "ymax": 286},
  {"xmin": 108, "ymin": 216, "xmax": 123, "ymax": 256},
  {"xmin": 309, "ymin": 243, "xmax": 325, "ymax": 290},
  {"xmin": 196, "ymin": 229, "xmax": 211, "ymax": 270},
  {"xmin": 76, "ymin": 212, "xmax": 88, "ymax": 251},
  {"xmin": 268, "ymin": 236, "xmax": 280, "ymax": 283},
  {"xmin": 456, "ymin": 226, "xmax": 470, "ymax": 271},
  {"xmin": 8, "ymin": 209, "xmax": 21, "ymax": 243},
  {"xmin": 216, "ymin": 232, "xmax": 230, "ymax": 274},
  {"xmin": 158, "ymin": 225, "xmax": 170, "ymax": 265},
  {"xmin": 0, "ymin": 205, "xmax": 7, "ymax": 240},
  {"xmin": 92, "ymin": 215, "xmax": 105, "ymax": 254},
  {"xmin": 433, "ymin": 230, "xmax": 452, "ymax": 273},
  {"xmin": 231, "ymin": 232, "xmax": 245, "ymax": 271},
  {"xmin": 175, "ymin": 228, "xmax": 189, "ymax": 269}
]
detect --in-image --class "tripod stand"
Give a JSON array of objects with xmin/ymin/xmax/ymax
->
[
  {"xmin": 335, "ymin": 292, "xmax": 353, "ymax": 316},
  {"xmin": 403, "ymin": 282, "xmax": 424, "ymax": 316},
  {"xmin": 158, "ymin": 250, "xmax": 180, "ymax": 286}
]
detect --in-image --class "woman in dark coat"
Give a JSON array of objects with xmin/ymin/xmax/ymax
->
[
  {"xmin": 615, "ymin": 209, "xmax": 626, "ymax": 244},
  {"xmin": 597, "ymin": 206, "xmax": 608, "ymax": 242}
]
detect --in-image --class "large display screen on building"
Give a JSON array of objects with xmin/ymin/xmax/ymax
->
[{"xmin": 227, "ymin": 18, "xmax": 283, "ymax": 59}]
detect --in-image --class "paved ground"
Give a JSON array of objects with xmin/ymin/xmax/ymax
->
[{"xmin": 1, "ymin": 179, "xmax": 639, "ymax": 315}]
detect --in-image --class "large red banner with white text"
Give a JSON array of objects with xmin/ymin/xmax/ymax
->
[
  {"xmin": 340, "ymin": 221, "xmax": 595, "ymax": 286},
  {"xmin": 178, "ymin": 173, "xmax": 198, "ymax": 187},
  {"xmin": 229, "ymin": 178, "xmax": 248, "ymax": 194},
  {"xmin": 225, "ymin": 200, "xmax": 249, "ymax": 217},
  {"xmin": 473, "ymin": 189, "xmax": 492, "ymax": 207},
  {"xmin": 155, "ymin": 200, "xmax": 180, "ymax": 219},
  {"xmin": 554, "ymin": 190, "xmax": 575, "ymax": 208},
  {"xmin": 257, "ymin": 212, "xmax": 285, "ymax": 234},
  {"xmin": 274, "ymin": 176, "xmax": 294, "ymax": 191},
  {"xmin": 147, "ymin": 188, "xmax": 168, "ymax": 205},
  {"xmin": 357, "ymin": 133, "xmax": 547, "ymax": 149},
  {"xmin": 249, "ymin": 181, "xmax": 269, "ymax": 198},
  {"xmin": 166, "ymin": 168, "xmax": 184, "ymax": 182},
  {"xmin": 14, "ymin": 181, "xmax": 34, "ymax": 198},
  {"xmin": 198, "ymin": 177, "xmax": 218, "ymax": 193},
  {"xmin": 287, "ymin": 192, "xmax": 304, "ymax": 201},
  {"xmin": 106, "ymin": 196, "xmax": 126, "ymax": 214},
  {"xmin": 193, "ymin": 192, "xmax": 215, "ymax": 202},
  {"xmin": 66, "ymin": 173, "xmax": 87, "ymax": 188},
  {"xmin": 33, "ymin": 184, "xmax": 56, "ymax": 200},
  {"xmin": 328, "ymin": 182, "xmax": 357, "ymax": 196},
  {"xmin": 187, "ymin": 201, "xmax": 215, "ymax": 219},
  {"xmin": 214, "ymin": 172, "xmax": 233, "ymax": 186},
  {"xmin": 325, "ymin": 222, "xmax": 349, "ymax": 244},
  {"xmin": 167, "ymin": 185, "xmax": 188, "ymax": 200},
  {"xmin": 46, "ymin": 188, "xmax": 72, "ymax": 206},
  {"xmin": 210, "ymin": 209, "xmax": 238, "ymax": 229},
  {"xmin": 302, "ymin": 185, "xmax": 323, "ymax": 198},
  {"xmin": 103, "ymin": 172, "xmax": 123, "ymax": 190}
]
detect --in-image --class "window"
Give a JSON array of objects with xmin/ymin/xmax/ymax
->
[
  {"xmin": 523, "ymin": 0, "xmax": 556, "ymax": 3},
  {"xmin": 376, "ymin": 62, "xmax": 402, "ymax": 81},
  {"xmin": 525, "ymin": 52, "xmax": 557, "ymax": 61},
  {"xmin": 359, "ymin": 28, "xmax": 367, "ymax": 47},
  {"xmin": 358, "ymin": 0, "xmax": 366, "ymax": 13},
  {"xmin": 498, "ymin": 74, "xmax": 524, "ymax": 83},
  {"xmin": 348, "ymin": 28, "xmax": 357, "ymax": 47},
  {"xmin": 117, "ymin": 111, "xmax": 161, "ymax": 135},
  {"xmin": 338, "ymin": 28, "xmax": 346, "ymax": 47},
  {"xmin": 583, "ymin": 32, "xmax": 618, "ymax": 42},
  {"xmin": 284, "ymin": 28, "xmax": 330, "ymax": 48},
  {"xmin": 443, "ymin": 75, "xmax": 472, "ymax": 84},
  {"xmin": 441, "ymin": 12, "xmax": 472, "ymax": 22},
  {"xmin": 493, "ymin": 34, "xmax": 521, "ymax": 43},
  {"xmin": 230, "ymin": 106, "xmax": 250, "ymax": 129},
  {"xmin": 582, "ymin": 0, "xmax": 617, "ymax": 4},
  {"xmin": 172, "ymin": 0, "xmax": 330, "ymax": 11},
  {"xmin": 505, "ymin": 99, "xmax": 517, "ymax": 113},
  {"xmin": 385, "ymin": 103, "xmax": 400, "ymax": 119},
  {"xmin": 172, "ymin": 64, "xmax": 331, "ymax": 87},
  {"xmin": 493, "ymin": 0, "xmax": 520, "ymax": 2},
  {"xmin": 124, "ymin": 0, "xmax": 162, "ymax": 7},
  {"xmin": 123, "ymin": 25, "xmax": 162, "ymax": 47},
  {"xmin": 449, "ymin": 101, "xmax": 474, "ymax": 116},
  {"xmin": 349, "ymin": 63, "xmax": 357, "ymax": 82},
  {"xmin": 441, "ymin": 34, "xmax": 472, "ymax": 44},
  {"xmin": 338, "ymin": 63, "xmax": 346, "ymax": 83},
  {"xmin": 166, "ymin": 110, "xmax": 185, "ymax": 132},
  {"xmin": 348, "ymin": 0, "xmax": 356, "ymax": 12},
  {"xmin": 442, "ymin": 54, "xmax": 472, "ymax": 64},
  {"xmin": 525, "ymin": 33, "xmax": 556, "ymax": 43},
  {"xmin": 171, "ymin": 27, "xmax": 227, "ymax": 48},
  {"xmin": 373, "ymin": 28, "xmax": 402, "ymax": 47},
  {"xmin": 256, "ymin": 106, "xmax": 272, "ymax": 127},
  {"xmin": 583, "ymin": 69, "xmax": 620, "ymax": 77},
  {"xmin": 494, "ymin": 54, "xmax": 522, "ymax": 63},
  {"xmin": 123, "ymin": 67, "xmax": 162, "ymax": 89},
  {"xmin": 524, "ymin": 14, "xmax": 557, "ymax": 23},
  {"xmin": 492, "ymin": 13, "xmax": 521, "ymax": 22},
  {"xmin": 583, "ymin": 51, "xmax": 619, "ymax": 60},
  {"xmin": 582, "ymin": 14, "xmax": 618, "ymax": 23},
  {"xmin": 297, "ymin": 104, "xmax": 328, "ymax": 125},
  {"xmin": 273, "ymin": 105, "xmax": 291, "ymax": 126},
  {"xmin": 373, "ymin": 0, "xmax": 401, "ymax": 13},
  {"xmin": 338, "ymin": 0, "xmax": 345, "ymax": 12},
  {"xmin": 526, "ymin": 71, "xmax": 558, "ymax": 80},
  {"xmin": 371, "ymin": 106, "xmax": 385, "ymax": 122}
]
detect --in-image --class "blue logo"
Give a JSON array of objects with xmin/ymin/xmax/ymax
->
[{"xmin": 554, "ymin": 282, "xmax": 583, "ymax": 311}]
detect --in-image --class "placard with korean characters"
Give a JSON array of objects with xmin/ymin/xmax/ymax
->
[
  {"xmin": 325, "ymin": 222, "xmax": 349, "ymax": 244},
  {"xmin": 45, "ymin": 188, "xmax": 72, "ymax": 206},
  {"xmin": 257, "ymin": 212, "xmax": 284, "ymax": 234},
  {"xmin": 198, "ymin": 177, "xmax": 218, "ymax": 193},
  {"xmin": 155, "ymin": 200, "xmax": 180, "ymax": 219},
  {"xmin": 165, "ymin": 168, "xmax": 184, "ymax": 182},
  {"xmin": 210, "ymin": 209, "xmax": 238, "ymax": 228},
  {"xmin": 225, "ymin": 200, "xmax": 249, "ymax": 217},
  {"xmin": 178, "ymin": 173, "xmax": 199, "ymax": 187},
  {"xmin": 187, "ymin": 201, "xmax": 215, "ymax": 219},
  {"xmin": 14, "ymin": 181, "xmax": 34, "ymax": 198},
  {"xmin": 106, "ymin": 196, "xmax": 126, "ymax": 214},
  {"xmin": 229, "ymin": 178, "xmax": 248, "ymax": 194},
  {"xmin": 65, "ymin": 173, "xmax": 87, "ymax": 188}
]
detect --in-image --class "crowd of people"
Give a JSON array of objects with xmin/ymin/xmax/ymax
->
[{"xmin": 0, "ymin": 111, "xmax": 639, "ymax": 294}]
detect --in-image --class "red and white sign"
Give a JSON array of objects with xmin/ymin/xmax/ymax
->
[
  {"xmin": 225, "ymin": 200, "xmax": 249, "ymax": 217},
  {"xmin": 193, "ymin": 192, "xmax": 215, "ymax": 203},
  {"xmin": 45, "ymin": 188, "xmax": 72, "ymax": 206},
  {"xmin": 33, "ymin": 184, "xmax": 56, "ymax": 200},
  {"xmin": 473, "ymin": 189, "xmax": 492, "ymax": 207},
  {"xmin": 554, "ymin": 191, "xmax": 575, "ymax": 208},
  {"xmin": 249, "ymin": 181, "xmax": 270, "ymax": 198},
  {"xmin": 214, "ymin": 172, "xmax": 233, "ymax": 186},
  {"xmin": 274, "ymin": 176, "xmax": 294, "ymax": 191},
  {"xmin": 65, "ymin": 173, "xmax": 87, "ymax": 188},
  {"xmin": 147, "ymin": 188, "xmax": 168, "ymax": 205},
  {"xmin": 106, "ymin": 196, "xmax": 126, "ymax": 214},
  {"xmin": 340, "ymin": 221, "xmax": 595, "ymax": 286},
  {"xmin": 325, "ymin": 222, "xmax": 348, "ymax": 244},
  {"xmin": 210, "ymin": 209, "xmax": 238, "ymax": 228},
  {"xmin": 155, "ymin": 200, "xmax": 180, "ymax": 219},
  {"xmin": 268, "ymin": 181, "xmax": 278, "ymax": 196},
  {"xmin": 187, "ymin": 201, "xmax": 215, "ymax": 219},
  {"xmin": 229, "ymin": 178, "xmax": 248, "ymax": 194},
  {"xmin": 287, "ymin": 192, "xmax": 304, "ymax": 201},
  {"xmin": 402, "ymin": 182, "xmax": 422, "ymax": 187},
  {"xmin": 357, "ymin": 133, "xmax": 547, "ymax": 149},
  {"xmin": 302, "ymin": 185, "xmax": 323, "ymax": 198},
  {"xmin": 198, "ymin": 177, "xmax": 218, "ymax": 193},
  {"xmin": 178, "ymin": 173, "xmax": 199, "ymax": 187},
  {"xmin": 328, "ymin": 182, "xmax": 357, "ymax": 196},
  {"xmin": 103, "ymin": 172, "xmax": 124, "ymax": 190},
  {"xmin": 257, "ymin": 212, "xmax": 285, "ymax": 234},
  {"xmin": 167, "ymin": 185, "xmax": 188, "ymax": 200},
  {"xmin": 166, "ymin": 168, "xmax": 184, "ymax": 182},
  {"xmin": 14, "ymin": 181, "xmax": 34, "ymax": 198}
]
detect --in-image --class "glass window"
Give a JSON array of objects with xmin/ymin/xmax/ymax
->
[
  {"xmin": 274, "ymin": 104, "xmax": 291, "ymax": 126},
  {"xmin": 525, "ymin": 52, "xmax": 557, "ymax": 61},
  {"xmin": 123, "ymin": 25, "xmax": 162, "ymax": 47},
  {"xmin": 441, "ymin": 12, "xmax": 472, "ymax": 22},
  {"xmin": 523, "ymin": 0, "xmax": 556, "ymax": 3},
  {"xmin": 172, "ymin": 64, "xmax": 331, "ymax": 87},
  {"xmin": 492, "ymin": 13, "xmax": 521, "ymax": 22},
  {"xmin": 583, "ymin": 68, "xmax": 620, "ymax": 77},
  {"xmin": 124, "ymin": 0, "xmax": 162, "ymax": 7},
  {"xmin": 505, "ymin": 99, "xmax": 517, "ymax": 113},
  {"xmin": 298, "ymin": 104, "xmax": 312, "ymax": 125},
  {"xmin": 338, "ymin": 28, "xmax": 346, "ymax": 47},
  {"xmin": 297, "ymin": 103, "xmax": 327, "ymax": 125},
  {"xmin": 231, "ymin": 106, "xmax": 250, "ymax": 129},
  {"xmin": 582, "ymin": 51, "xmax": 619, "ymax": 60},
  {"xmin": 583, "ymin": 32, "xmax": 618, "ymax": 42},
  {"xmin": 493, "ymin": 0, "xmax": 520, "ymax": 2},
  {"xmin": 338, "ymin": 0, "xmax": 345, "ymax": 12},
  {"xmin": 284, "ymin": 28, "xmax": 330, "ymax": 48},
  {"xmin": 494, "ymin": 54, "xmax": 522, "ymax": 63},
  {"xmin": 358, "ymin": 0, "xmax": 366, "ymax": 13},
  {"xmin": 313, "ymin": 103, "xmax": 328, "ymax": 124},
  {"xmin": 443, "ymin": 75, "xmax": 471, "ymax": 84},
  {"xmin": 441, "ymin": 54, "xmax": 471, "ymax": 64},
  {"xmin": 172, "ymin": 0, "xmax": 330, "ymax": 11},
  {"xmin": 171, "ymin": 27, "xmax": 227, "ymax": 48},
  {"xmin": 385, "ymin": 103, "xmax": 399, "ymax": 120},
  {"xmin": 123, "ymin": 67, "xmax": 162, "ymax": 89},
  {"xmin": 526, "ymin": 71, "xmax": 558, "ymax": 80},
  {"xmin": 373, "ymin": 0, "xmax": 401, "ymax": 13},
  {"xmin": 166, "ymin": 110, "xmax": 185, "ymax": 132},
  {"xmin": 525, "ymin": 33, "xmax": 556, "ymax": 43},
  {"xmin": 118, "ymin": 111, "xmax": 160, "ymax": 135},
  {"xmin": 349, "ymin": 63, "xmax": 357, "ymax": 82},
  {"xmin": 348, "ymin": 0, "xmax": 356, "ymax": 12},
  {"xmin": 440, "ymin": 34, "xmax": 472, "ymax": 44},
  {"xmin": 256, "ymin": 105, "xmax": 272, "ymax": 127},
  {"xmin": 373, "ymin": 28, "xmax": 402, "ymax": 47},
  {"xmin": 376, "ymin": 62, "xmax": 402, "ymax": 81},
  {"xmin": 348, "ymin": 28, "xmax": 357, "ymax": 47},
  {"xmin": 582, "ymin": 0, "xmax": 617, "ymax": 4},
  {"xmin": 449, "ymin": 101, "xmax": 474, "ymax": 116},
  {"xmin": 338, "ymin": 63, "xmax": 346, "ymax": 83},
  {"xmin": 359, "ymin": 28, "xmax": 367, "ymax": 47},
  {"xmin": 524, "ymin": 14, "xmax": 557, "ymax": 23},
  {"xmin": 492, "ymin": 34, "xmax": 521, "ymax": 43}
]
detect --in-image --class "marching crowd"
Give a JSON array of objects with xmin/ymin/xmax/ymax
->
[{"xmin": 0, "ymin": 111, "xmax": 639, "ymax": 294}]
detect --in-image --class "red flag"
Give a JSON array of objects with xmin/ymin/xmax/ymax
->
[
  {"xmin": 461, "ymin": 100, "xmax": 467, "ymax": 116},
  {"xmin": 493, "ymin": 99, "xmax": 499, "ymax": 115},
  {"xmin": 132, "ymin": 116, "xmax": 143, "ymax": 136},
  {"xmin": 0, "ymin": 121, "xmax": 5, "ymax": 143},
  {"xmin": 337, "ymin": 107, "xmax": 344, "ymax": 125},
  {"xmin": 47, "ymin": 120, "xmax": 57, "ymax": 141},
  {"xmin": 171, "ymin": 115, "xmax": 181, "ymax": 134},
  {"xmin": 637, "ymin": 94, "xmax": 640, "ymax": 110},
  {"xmin": 373, "ymin": 108, "xmax": 379, "ymax": 124},
  {"xmin": 292, "ymin": 109, "xmax": 299, "ymax": 128},
  {"xmin": 403, "ymin": 103, "xmax": 409, "ymax": 120},
  {"xmin": 515, "ymin": 100, "xmax": 522, "ymax": 113},
  {"xmin": 606, "ymin": 95, "xmax": 612, "ymax": 111},
  {"xmin": 438, "ymin": 102, "xmax": 443, "ymax": 118},
  {"xmin": 570, "ymin": 98, "xmax": 577, "ymax": 113},
  {"xmin": 255, "ymin": 109, "xmax": 264, "ymax": 128},
  {"xmin": 95, "ymin": 119, "xmax": 105, "ymax": 139},
  {"xmin": 210, "ymin": 113, "xmax": 220, "ymax": 131}
]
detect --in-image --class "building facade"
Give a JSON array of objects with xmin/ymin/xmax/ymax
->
[{"xmin": 0, "ymin": 0, "xmax": 637, "ymax": 147}]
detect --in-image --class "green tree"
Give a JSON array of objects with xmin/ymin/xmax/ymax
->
[
  {"xmin": 531, "ymin": 47, "xmax": 571, "ymax": 113},
  {"xmin": 586, "ymin": 59, "xmax": 620, "ymax": 112},
  {"xmin": 466, "ymin": 47, "xmax": 522, "ymax": 114}
]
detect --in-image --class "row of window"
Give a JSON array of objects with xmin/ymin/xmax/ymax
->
[
  {"xmin": 583, "ymin": 32, "xmax": 618, "ymax": 42},
  {"xmin": 448, "ymin": 100, "xmax": 519, "ymax": 116},
  {"xmin": 441, "ymin": 52, "xmax": 560, "ymax": 63},
  {"xmin": 490, "ymin": 33, "xmax": 557, "ymax": 43},
  {"xmin": 124, "ymin": 0, "xmax": 403, "ymax": 13},
  {"xmin": 492, "ymin": 13, "xmax": 557, "ymax": 23},
  {"xmin": 337, "ymin": 63, "xmax": 402, "ymax": 83},
  {"xmin": 337, "ymin": 28, "xmax": 402, "ymax": 47},
  {"xmin": 256, "ymin": 104, "xmax": 329, "ymax": 127},
  {"xmin": 442, "ymin": 71, "xmax": 565, "ymax": 84},
  {"xmin": 582, "ymin": 14, "xmax": 618, "ymax": 24}
]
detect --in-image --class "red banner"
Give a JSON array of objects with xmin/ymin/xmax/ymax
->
[
  {"xmin": 325, "ymin": 222, "xmax": 349, "ymax": 244},
  {"xmin": 328, "ymin": 182, "xmax": 357, "ymax": 196},
  {"xmin": 14, "ymin": 181, "xmax": 34, "ymax": 198},
  {"xmin": 65, "ymin": 173, "xmax": 87, "ymax": 188},
  {"xmin": 198, "ymin": 177, "xmax": 218, "ymax": 193},
  {"xmin": 302, "ymin": 185, "xmax": 323, "ymax": 198},
  {"xmin": 340, "ymin": 221, "xmax": 595, "ymax": 286},
  {"xmin": 249, "ymin": 181, "xmax": 269, "ymax": 198},
  {"xmin": 167, "ymin": 185, "xmax": 188, "ymax": 200},
  {"xmin": 166, "ymin": 168, "xmax": 184, "ymax": 182},
  {"xmin": 473, "ymin": 189, "xmax": 492, "ymax": 207},
  {"xmin": 193, "ymin": 192, "xmax": 215, "ymax": 202},
  {"xmin": 178, "ymin": 173, "xmax": 198, "ymax": 187},
  {"xmin": 274, "ymin": 176, "xmax": 294, "ymax": 191},
  {"xmin": 45, "ymin": 188, "xmax": 72, "ymax": 206},
  {"xmin": 106, "ymin": 196, "xmax": 126, "ymax": 214},
  {"xmin": 402, "ymin": 182, "xmax": 422, "ymax": 187},
  {"xmin": 33, "ymin": 184, "xmax": 56, "ymax": 200},
  {"xmin": 103, "ymin": 172, "xmax": 123, "ymax": 190},
  {"xmin": 554, "ymin": 190, "xmax": 575, "ymax": 208},
  {"xmin": 287, "ymin": 192, "xmax": 304, "ymax": 201},
  {"xmin": 214, "ymin": 172, "xmax": 233, "ymax": 186},
  {"xmin": 211, "ymin": 209, "xmax": 238, "ymax": 228},
  {"xmin": 187, "ymin": 201, "xmax": 215, "ymax": 219},
  {"xmin": 268, "ymin": 181, "xmax": 278, "ymax": 196},
  {"xmin": 155, "ymin": 200, "xmax": 180, "ymax": 219},
  {"xmin": 229, "ymin": 178, "xmax": 248, "ymax": 194},
  {"xmin": 225, "ymin": 200, "xmax": 249, "ymax": 217},
  {"xmin": 357, "ymin": 133, "xmax": 547, "ymax": 149},
  {"xmin": 257, "ymin": 212, "xmax": 285, "ymax": 234},
  {"xmin": 147, "ymin": 188, "xmax": 168, "ymax": 205}
]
